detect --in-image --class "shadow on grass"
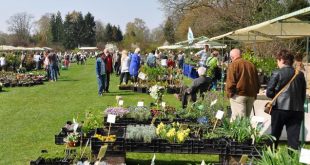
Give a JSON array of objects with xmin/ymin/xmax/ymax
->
[
  {"xmin": 59, "ymin": 79, "xmax": 79, "ymax": 82},
  {"xmin": 126, "ymin": 159, "xmax": 219, "ymax": 165}
]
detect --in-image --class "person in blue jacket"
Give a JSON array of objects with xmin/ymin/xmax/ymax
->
[
  {"xmin": 129, "ymin": 48, "xmax": 141, "ymax": 83},
  {"xmin": 95, "ymin": 52, "xmax": 106, "ymax": 96}
]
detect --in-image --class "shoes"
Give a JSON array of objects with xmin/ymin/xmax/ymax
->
[
  {"xmin": 105, "ymin": 90, "xmax": 110, "ymax": 93},
  {"xmin": 99, "ymin": 93, "xmax": 103, "ymax": 96}
]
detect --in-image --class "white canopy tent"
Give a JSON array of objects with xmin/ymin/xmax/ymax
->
[
  {"xmin": 79, "ymin": 47, "xmax": 98, "ymax": 50},
  {"xmin": 158, "ymin": 45, "xmax": 183, "ymax": 50},
  {"xmin": 208, "ymin": 7, "xmax": 310, "ymax": 42}
]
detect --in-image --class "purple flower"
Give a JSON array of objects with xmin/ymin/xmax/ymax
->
[{"xmin": 105, "ymin": 107, "xmax": 129, "ymax": 117}]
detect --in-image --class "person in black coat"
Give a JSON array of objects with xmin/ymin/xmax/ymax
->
[
  {"xmin": 182, "ymin": 67, "xmax": 212, "ymax": 108},
  {"xmin": 266, "ymin": 49, "xmax": 306, "ymax": 150}
]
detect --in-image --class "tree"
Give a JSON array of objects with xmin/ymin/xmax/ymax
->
[
  {"xmin": 7, "ymin": 12, "xmax": 33, "ymax": 46},
  {"xmin": 83, "ymin": 12, "xmax": 96, "ymax": 46},
  {"xmin": 122, "ymin": 18, "xmax": 150, "ymax": 49},
  {"xmin": 34, "ymin": 13, "xmax": 53, "ymax": 46},
  {"xmin": 163, "ymin": 17, "xmax": 175, "ymax": 44},
  {"xmin": 63, "ymin": 11, "xmax": 85, "ymax": 49},
  {"xmin": 95, "ymin": 20, "xmax": 106, "ymax": 43},
  {"xmin": 115, "ymin": 26, "xmax": 123, "ymax": 42},
  {"xmin": 104, "ymin": 23, "xmax": 113, "ymax": 42},
  {"xmin": 285, "ymin": 0, "xmax": 310, "ymax": 12}
]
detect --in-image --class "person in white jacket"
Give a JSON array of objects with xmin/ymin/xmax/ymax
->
[{"xmin": 119, "ymin": 50, "xmax": 130, "ymax": 85}]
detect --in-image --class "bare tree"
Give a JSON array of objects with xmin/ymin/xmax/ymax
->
[
  {"xmin": 7, "ymin": 12, "xmax": 34, "ymax": 46},
  {"xmin": 34, "ymin": 13, "xmax": 53, "ymax": 46}
]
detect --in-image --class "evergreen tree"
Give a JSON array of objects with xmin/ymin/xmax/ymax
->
[
  {"xmin": 163, "ymin": 17, "xmax": 175, "ymax": 44},
  {"xmin": 83, "ymin": 12, "xmax": 96, "ymax": 46},
  {"xmin": 104, "ymin": 23, "xmax": 113, "ymax": 42},
  {"xmin": 55, "ymin": 11, "xmax": 64, "ymax": 42},
  {"xmin": 50, "ymin": 14, "xmax": 57, "ymax": 42},
  {"xmin": 115, "ymin": 26, "xmax": 123, "ymax": 42},
  {"xmin": 63, "ymin": 11, "xmax": 84, "ymax": 49}
]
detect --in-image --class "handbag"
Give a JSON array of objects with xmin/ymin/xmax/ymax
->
[{"xmin": 264, "ymin": 69, "xmax": 299, "ymax": 114}]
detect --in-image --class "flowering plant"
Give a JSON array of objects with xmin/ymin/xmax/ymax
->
[
  {"xmin": 64, "ymin": 132, "xmax": 80, "ymax": 143},
  {"xmin": 149, "ymin": 85, "xmax": 165, "ymax": 103},
  {"xmin": 105, "ymin": 107, "xmax": 129, "ymax": 117},
  {"xmin": 156, "ymin": 122, "xmax": 190, "ymax": 143}
]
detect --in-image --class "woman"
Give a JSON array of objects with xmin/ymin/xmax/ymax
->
[
  {"xmin": 266, "ymin": 49, "xmax": 306, "ymax": 150},
  {"xmin": 129, "ymin": 48, "xmax": 141, "ymax": 83},
  {"xmin": 119, "ymin": 50, "xmax": 130, "ymax": 85}
]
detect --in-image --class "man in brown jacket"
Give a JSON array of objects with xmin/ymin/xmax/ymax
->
[{"xmin": 226, "ymin": 48, "xmax": 260, "ymax": 121}]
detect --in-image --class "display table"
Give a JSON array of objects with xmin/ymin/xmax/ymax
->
[{"xmin": 183, "ymin": 64, "xmax": 199, "ymax": 79}]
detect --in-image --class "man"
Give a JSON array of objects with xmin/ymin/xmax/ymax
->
[
  {"xmin": 182, "ymin": 67, "xmax": 212, "ymax": 108},
  {"xmin": 195, "ymin": 44, "xmax": 210, "ymax": 66},
  {"xmin": 96, "ymin": 52, "xmax": 106, "ymax": 96},
  {"xmin": 206, "ymin": 50, "xmax": 220, "ymax": 90},
  {"xmin": 104, "ymin": 48, "xmax": 113, "ymax": 93},
  {"xmin": 226, "ymin": 48, "xmax": 260, "ymax": 120},
  {"xmin": 146, "ymin": 50, "xmax": 156, "ymax": 68}
]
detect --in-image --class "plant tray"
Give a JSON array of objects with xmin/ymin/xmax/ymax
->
[
  {"xmin": 118, "ymin": 86, "xmax": 132, "ymax": 90},
  {"xmin": 91, "ymin": 137, "xmax": 125, "ymax": 155},
  {"xmin": 227, "ymin": 140, "xmax": 263, "ymax": 157}
]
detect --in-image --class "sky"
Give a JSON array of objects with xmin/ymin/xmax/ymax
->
[{"xmin": 0, "ymin": 0, "xmax": 165, "ymax": 33}]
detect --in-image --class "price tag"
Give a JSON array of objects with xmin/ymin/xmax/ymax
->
[
  {"xmin": 137, "ymin": 101, "xmax": 144, "ymax": 107},
  {"xmin": 107, "ymin": 114, "xmax": 116, "ymax": 123},
  {"xmin": 161, "ymin": 102, "xmax": 166, "ymax": 108},
  {"xmin": 300, "ymin": 148, "xmax": 310, "ymax": 164},
  {"xmin": 161, "ymin": 59, "xmax": 167, "ymax": 66},
  {"xmin": 118, "ymin": 100, "xmax": 124, "ymax": 106},
  {"xmin": 138, "ymin": 72, "xmax": 147, "ymax": 80},
  {"xmin": 215, "ymin": 110, "xmax": 224, "ymax": 119},
  {"xmin": 210, "ymin": 99, "xmax": 217, "ymax": 107}
]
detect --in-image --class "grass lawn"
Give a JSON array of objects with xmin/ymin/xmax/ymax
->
[{"xmin": 0, "ymin": 59, "xmax": 218, "ymax": 165}]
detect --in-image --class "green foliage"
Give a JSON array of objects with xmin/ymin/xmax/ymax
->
[
  {"xmin": 126, "ymin": 106, "xmax": 151, "ymax": 122},
  {"xmin": 242, "ymin": 51, "xmax": 277, "ymax": 76},
  {"xmin": 254, "ymin": 147, "xmax": 302, "ymax": 165},
  {"xmin": 163, "ymin": 17, "xmax": 175, "ymax": 44},
  {"xmin": 81, "ymin": 111, "xmax": 103, "ymax": 133},
  {"xmin": 5, "ymin": 53, "xmax": 21, "ymax": 68},
  {"xmin": 50, "ymin": 11, "xmax": 64, "ymax": 43},
  {"xmin": 126, "ymin": 125, "xmax": 157, "ymax": 143},
  {"xmin": 83, "ymin": 12, "xmax": 96, "ymax": 46}
]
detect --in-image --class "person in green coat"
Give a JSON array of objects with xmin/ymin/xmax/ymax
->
[{"xmin": 205, "ymin": 50, "xmax": 220, "ymax": 90}]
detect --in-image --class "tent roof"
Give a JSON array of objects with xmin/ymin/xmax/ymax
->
[
  {"xmin": 158, "ymin": 45, "xmax": 182, "ymax": 50},
  {"xmin": 209, "ymin": 7, "xmax": 310, "ymax": 42},
  {"xmin": 79, "ymin": 47, "xmax": 98, "ymax": 50}
]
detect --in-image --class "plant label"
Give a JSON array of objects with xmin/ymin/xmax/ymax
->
[
  {"xmin": 118, "ymin": 100, "xmax": 124, "ymax": 106},
  {"xmin": 300, "ymin": 148, "xmax": 310, "ymax": 164},
  {"xmin": 210, "ymin": 99, "xmax": 217, "ymax": 107},
  {"xmin": 239, "ymin": 155, "xmax": 248, "ymax": 164},
  {"xmin": 161, "ymin": 102, "xmax": 166, "ymax": 108},
  {"xmin": 201, "ymin": 160, "xmax": 206, "ymax": 165},
  {"xmin": 137, "ymin": 101, "xmax": 144, "ymax": 107},
  {"xmin": 161, "ymin": 59, "xmax": 167, "ymax": 66},
  {"xmin": 138, "ymin": 72, "xmax": 146, "ymax": 80},
  {"xmin": 107, "ymin": 114, "xmax": 116, "ymax": 123},
  {"xmin": 215, "ymin": 110, "xmax": 224, "ymax": 119}
]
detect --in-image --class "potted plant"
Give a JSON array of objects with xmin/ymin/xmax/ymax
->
[{"xmin": 63, "ymin": 132, "xmax": 80, "ymax": 147}]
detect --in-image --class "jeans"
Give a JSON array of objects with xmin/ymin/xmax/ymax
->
[
  {"xmin": 97, "ymin": 74, "xmax": 106, "ymax": 95},
  {"xmin": 105, "ymin": 73, "xmax": 110, "ymax": 92},
  {"xmin": 49, "ymin": 65, "xmax": 58, "ymax": 81},
  {"xmin": 120, "ymin": 72, "xmax": 130, "ymax": 84}
]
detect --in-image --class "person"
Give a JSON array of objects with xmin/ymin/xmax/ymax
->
[
  {"xmin": 167, "ymin": 57, "xmax": 175, "ymax": 68},
  {"xmin": 96, "ymin": 52, "xmax": 106, "ymax": 96},
  {"xmin": 33, "ymin": 52, "xmax": 41, "ymax": 70},
  {"xmin": 20, "ymin": 52, "xmax": 26, "ymax": 68},
  {"xmin": 177, "ymin": 51, "xmax": 185, "ymax": 69},
  {"xmin": 225, "ymin": 48, "xmax": 260, "ymax": 121},
  {"xmin": 129, "ymin": 48, "xmax": 141, "ymax": 83},
  {"xmin": 205, "ymin": 50, "xmax": 221, "ymax": 90},
  {"xmin": 114, "ymin": 51, "xmax": 121, "ymax": 75},
  {"xmin": 146, "ymin": 50, "xmax": 156, "ymax": 68},
  {"xmin": 266, "ymin": 49, "xmax": 306, "ymax": 150},
  {"xmin": 104, "ymin": 48, "xmax": 113, "ymax": 93},
  {"xmin": 293, "ymin": 52, "xmax": 305, "ymax": 72},
  {"xmin": 195, "ymin": 44, "xmax": 210, "ymax": 66},
  {"xmin": 181, "ymin": 67, "xmax": 212, "ymax": 108},
  {"xmin": 43, "ymin": 51, "xmax": 50, "ymax": 79},
  {"xmin": 119, "ymin": 50, "xmax": 130, "ymax": 85},
  {"xmin": 0, "ymin": 54, "xmax": 6, "ymax": 71},
  {"xmin": 49, "ymin": 53, "xmax": 58, "ymax": 82}
]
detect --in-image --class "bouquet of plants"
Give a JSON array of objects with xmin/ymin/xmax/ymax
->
[
  {"xmin": 156, "ymin": 122, "xmax": 190, "ymax": 144},
  {"xmin": 63, "ymin": 132, "xmax": 80, "ymax": 144},
  {"xmin": 81, "ymin": 111, "xmax": 102, "ymax": 134},
  {"xmin": 104, "ymin": 107, "xmax": 129, "ymax": 117}
]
